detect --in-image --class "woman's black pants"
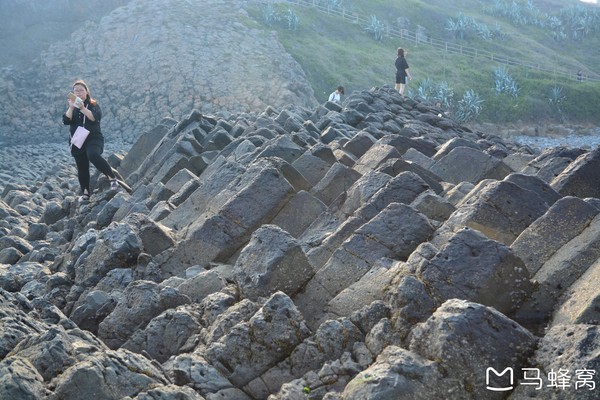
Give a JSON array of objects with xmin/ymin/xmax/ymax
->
[{"xmin": 73, "ymin": 142, "xmax": 115, "ymax": 195}]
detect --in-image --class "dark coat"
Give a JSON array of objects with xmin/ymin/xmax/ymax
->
[{"xmin": 62, "ymin": 98, "xmax": 104, "ymax": 155}]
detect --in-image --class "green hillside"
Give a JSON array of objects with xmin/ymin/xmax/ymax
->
[{"xmin": 246, "ymin": 0, "xmax": 600, "ymax": 124}]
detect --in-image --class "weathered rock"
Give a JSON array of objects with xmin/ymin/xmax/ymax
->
[
  {"xmin": 166, "ymin": 353, "xmax": 248, "ymax": 399},
  {"xmin": 160, "ymin": 157, "xmax": 246, "ymax": 232},
  {"xmin": 50, "ymin": 349, "xmax": 170, "ymax": 400},
  {"xmin": 205, "ymin": 292, "xmax": 311, "ymax": 387},
  {"xmin": 98, "ymin": 280, "xmax": 189, "ymax": 349},
  {"xmin": 4, "ymin": 79, "xmax": 600, "ymax": 400},
  {"xmin": 42, "ymin": 200, "xmax": 67, "ymax": 225},
  {"xmin": 249, "ymin": 318, "xmax": 363, "ymax": 399},
  {"xmin": 0, "ymin": 262, "xmax": 48, "ymax": 292},
  {"xmin": 509, "ymin": 324, "xmax": 599, "ymax": 400},
  {"xmin": 310, "ymin": 162, "xmax": 362, "ymax": 206},
  {"xmin": 69, "ymin": 289, "xmax": 116, "ymax": 334},
  {"xmin": 434, "ymin": 180, "xmax": 549, "ymax": 247},
  {"xmin": 341, "ymin": 130, "xmax": 377, "ymax": 159},
  {"xmin": 353, "ymin": 143, "xmax": 401, "ymax": 175},
  {"xmin": 271, "ymin": 190, "xmax": 327, "ymax": 238},
  {"xmin": 504, "ymin": 172, "xmax": 560, "ymax": 206},
  {"xmin": 433, "ymin": 137, "xmax": 481, "ymax": 160},
  {"xmin": 122, "ymin": 306, "xmax": 202, "ymax": 363},
  {"xmin": 552, "ymin": 258, "xmax": 600, "ymax": 326},
  {"xmin": 511, "ymin": 196, "xmax": 598, "ymax": 275},
  {"xmin": 409, "ymin": 299, "xmax": 537, "ymax": 400},
  {"xmin": 411, "ymin": 191, "xmax": 455, "ymax": 222},
  {"xmin": 551, "ymin": 147, "xmax": 600, "ymax": 198},
  {"xmin": 158, "ymin": 159, "xmax": 295, "ymax": 277},
  {"xmin": 291, "ymin": 152, "xmax": 332, "ymax": 186},
  {"xmin": 430, "ymin": 146, "xmax": 512, "ymax": 184},
  {"xmin": 233, "ymin": 225, "xmax": 315, "ymax": 301},
  {"xmin": 416, "ymin": 228, "xmax": 533, "ymax": 317},
  {"xmin": 0, "ymin": 357, "xmax": 45, "ymax": 400},
  {"xmin": 176, "ymin": 270, "xmax": 227, "ymax": 304},
  {"xmin": 126, "ymin": 384, "xmax": 206, "ymax": 400},
  {"xmin": 73, "ymin": 221, "xmax": 142, "ymax": 287},
  {"xmin": 297, "ymin": 203, "xmax": 434, "ymax": 329},
  {"xmin": 341, "ymin": 346, "xmax": 448, "ymax": 400},
  {"xmin": 517, "ymin": 212, "xmax": 600, "ymax": 327}
]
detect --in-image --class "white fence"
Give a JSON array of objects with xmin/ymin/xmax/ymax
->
[{"xmin": 274, "ymin": 0, "xmax": 600, "ymax": 82}]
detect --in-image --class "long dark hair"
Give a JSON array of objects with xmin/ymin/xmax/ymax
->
[
  {"xmin": 72, "ymin": 79, "xmax": 97, "ymax": 106},
  {"xmin": 397, "ymin": 47, "xmax": 405, "ymax": 57}
]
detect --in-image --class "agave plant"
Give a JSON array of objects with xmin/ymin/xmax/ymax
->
[
  {"xmin": 262, "ymin": 4, "xmax": 279, "ymax": 26},
  {"xmin": 494, "ymin": 66, "xmax": 519, "ymax": 97},
  {"xmin": 454, "ymin": 90, "xmax": 483, "ymax": 123},
  {"xmin": 365, "ymin": 15, "xmax": 386, "ymax": 41},
  {"xmin": 285, "ymin": 9, "xmax": 299, "ymax": 31},
  {"xmin": 446, "ymin": 13, "xmax": 497, "ymax": 41},
  {"xmin": 549, "ymin": 86, "xmax": 566, "ymax": 122},
  {"xmin": 416, "ymin": 77, "xmax": 435, "ymax": 99},
  {"xmin": 558, "ymin": 4, "xmax": 600, "ymax": 40},
  {"xmin": 325, "ymin": 0, "xmax": 344, "ymax": 7},
  {"xmin": 486, "ymin": 0, "xmax": 548, "ymax": 28},
  {"xmin": 416, "ymin": 78, "xmax": 454, "ymax": 107}
]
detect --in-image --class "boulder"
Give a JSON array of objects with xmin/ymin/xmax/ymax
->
[
  {"xmin": 551, "ymin": 147, "xmax": 600, "ymax": 198},
  {"xmin": 119, "ymin": 123, "xmax": 171, "ymax": 180},
  {"xmin": 166, "ymin": 353, "xmax": 250, "ymax": 399},
  {"xmin": 341, "ymin": 346, "xmax": 448, "ymax": 400},
  {"xmin": 409, "ymin": 299, "xmax": 536, "ymax": 400},
  {"xmin": 122, "ymin": 306, "xmax": 202, "ymax": 363},
  {"xmin": 310, "ymin": 162, "xmax": 362, "ymax": 206},
  {"xmin": 73, "ymin": 221, "xmax": 142, "ymax": 287},
  {"xmin": 434, "ymin": 180, "xmax": 549, "ymax": 247},
  {"xmin": 517, "ymin": 212, "xmax": 600, "ymax": 327},
  {"xmin": 416, "ymin": 228, "xmax": 533, "ymax": 317},
  {"xmin": 205, "ymin": 292, "xmax": 311, "ymax": 387},
  {"xmin": 158, "ymin": 160, "xmax": 295, "ymax": 277},
  {"xmin": 430, "ymin": 146, "xmax": 512, "ymax": 184},
  {"xmin": 509, "ymin": 324, "xmax": 599, "ymax": 400},
  {"xmin": 297, "ymin": 203, "xmax": 434, "ymax": 329},
  {"xmin": 353, "ymin": 143, "xmax": 401, "ymax": 175},
  {"xmin": 511, "ymin": 196, "xmax": 598, "ymax": 275},
  {"xmin": 97, "ymin": 280, "xmax": 189, "ymax": 349},
  {"xmin": 271, "ymin": 190, "xmax": 327, "ymax": 238},
  {"xmin": 552, "ymin": 258, "xmax": 600, "ymax": 326},
  {"xmin": 233, "ymin": 225, "xmax": 315, "ymax": 301}
]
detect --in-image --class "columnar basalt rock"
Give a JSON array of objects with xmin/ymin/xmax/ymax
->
[{"xmin": 1, "ymin": 87, "xmax": 599, "ymax": 399}]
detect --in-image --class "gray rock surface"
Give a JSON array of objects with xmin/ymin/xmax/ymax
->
[{"xmin": 1, "ymin": 85, "xmax": 599, "ymax": 399}]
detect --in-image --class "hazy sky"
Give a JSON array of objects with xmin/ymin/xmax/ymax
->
[{"xmin": 580, "ymin": 0, "xmax": 597, "ymax": 3}]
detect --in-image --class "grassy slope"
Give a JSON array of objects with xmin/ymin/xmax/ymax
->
[{"xmin": 247, "ymin": 0, "xmax": 600, "ymax": 124}]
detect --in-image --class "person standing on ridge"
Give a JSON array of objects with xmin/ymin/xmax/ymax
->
[
  {"xmin": 63, "ymin": 79, "xmax": 119, "ymax": 201},
  {"xmin": 395, "ymin": 47, "xmax": 412, "ymax": 95}
]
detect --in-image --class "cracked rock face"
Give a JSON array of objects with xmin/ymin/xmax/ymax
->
[{"xmin": 1, "ymin": 84, "xmax": 600, "ymax": 399}]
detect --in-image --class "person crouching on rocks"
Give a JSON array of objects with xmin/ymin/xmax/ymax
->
[{"xmin": 63, "ymin": 79, "xmax": 119, "ymax": 201}]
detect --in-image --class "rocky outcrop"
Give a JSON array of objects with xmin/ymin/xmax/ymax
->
[
  {"xmin": 0, "ymin": 0, "xmax": 317, "ymax": 145},
  {"xmin": 1, "ymin": 86, "xmax": 599, "ymax": 399}
]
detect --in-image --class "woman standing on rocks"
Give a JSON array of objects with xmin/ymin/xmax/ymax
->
[
  {"xmin": 395, "ymin": 47, "xmax": 412, "ymax": 96},
  {"xmin": 63, "ymin": 79, "xmax": 118, "ymax": 201}
]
